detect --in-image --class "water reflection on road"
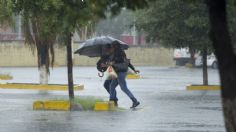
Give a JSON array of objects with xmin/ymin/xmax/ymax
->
[{"xmin": 0, "ymin": 66, "xmax": 224, "ymax": 132}]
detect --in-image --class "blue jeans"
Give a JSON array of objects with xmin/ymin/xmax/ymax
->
[
  {"xmin": 104, "ymin": 80, "xmax": 118, "ymax": 101},
  {"xmin": 109, "ymin": 72, "xmax": 136, "ymax": 101}
]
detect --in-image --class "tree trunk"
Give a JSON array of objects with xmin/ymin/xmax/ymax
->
[
  {"xmin": 66, "ymin": 33, "xmax": 74, "ymax": 101},
  {"xmin": 84, "ymin": 26, "xmax": 88, "ymax": 40},
  {"xmin": 38, "ymin": 45, "xmax": 49, "ymax": 85},
  {"xmin": 189, "ymin": 47, "xmax": 196, "ymax": 66},
  {"xmin": 39, "ymin": 65, "xmax": 48, "ymax": 84},
  {"xmin": 202, "ymin": 48, "xmax": 208, "ymax": 85},
  {"xmin": 207, "ymin": 0, "xmax": 236, "ymax": 131}
]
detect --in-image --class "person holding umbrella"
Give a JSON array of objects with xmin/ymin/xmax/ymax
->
[
  {"xmin": 108, "ymin": 43, "xmax": 140, "ymax": 109},
  {"xmin": 74, "ymin": 36, "xmax": 140, "ymax": 108},
  {"xmin": 97, "ymin": 44, "xmax": 140, "ymax": 107}
]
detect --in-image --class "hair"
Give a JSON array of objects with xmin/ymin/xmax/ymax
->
[{"xmin": 111, "ymin": 41, "xmax": 121, "ymax": 48}]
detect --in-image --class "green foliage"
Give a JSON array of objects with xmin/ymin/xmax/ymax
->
[
  {"xmin": 52, "ymin": 97, "xmax": 104, "ymax": 110},
  {"xmin": 13, "ymin": 0, "xmax": 149, "ymax": 42},
  {"xmin": 11, "ymin": 0, "xmax": 100, "ymax": 72},
  {"xmin": 135, "ymin": 0, "xmax": 236, "ymax": 52},
  {"xmin": 73, "ymin": 96, "xmax": 103, "ymax": 110},
  {"xmin": 227, "ymin": 0, "xmax": 236, "ymax": 44},
  {"xmin": 12, "ymin": 0, "xmax": 68, "ymax": 73},
  {"xmin": 56, "ymin": 0, "xmax": 150, "ymax": 40},
  {"xmin": 0, "ymin": 0, "xmax": 13, "ymax": 26},
  {"xmin": 135, "ymin": 0, "xmax": 212, "ymax": 51},
  {"xmin": 1, "ymin": 0, "xmax": 150, "ymax": 74}
]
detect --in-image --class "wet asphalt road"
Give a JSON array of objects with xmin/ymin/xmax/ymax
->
[{"xmin": 0, "ymin": 66, "xmax": 224, "ymax": 132}]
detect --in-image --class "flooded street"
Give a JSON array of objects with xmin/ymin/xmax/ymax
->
[{"xmin": 0, "ymin": 66, "xmax": 224, "ymax": 132}]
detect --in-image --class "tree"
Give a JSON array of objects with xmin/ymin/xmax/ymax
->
[
  {"xmin": 4, "ymin": 0, "xmax": 149, "ymax": 102},
  {"xmin": 136, "ymin": 0, "xmax": 236, "ymax": 130},
  {"xmin": 13, "ymin": 0, "xmax": 64, "ymax": 84},
  {"xmin": 95, "ymin": 9, "xmax": 134, "ymax": 39},
  {"xmin": 52, "ymin": 0, "xmax": 149, "ymax": 100},
  {"xmin": 0, "ymin": 0, "xmax": 13, "ymax": 27},
  {"xmin": 135, "ymin": 0, "xmax": 212, "ymax": 85},
  {"xmin": 206, "ymin": 0, "xmax": 236, "ymax": 131}
]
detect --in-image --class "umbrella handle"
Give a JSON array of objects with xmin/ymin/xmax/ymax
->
[{"xmin": 98, "ymin": 72, "xmax": 104, "ymax": 77}]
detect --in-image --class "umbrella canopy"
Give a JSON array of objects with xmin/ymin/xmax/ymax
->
[{"xmin": 74, "ymin": 36, "xmax": 129, "ymax": 57}]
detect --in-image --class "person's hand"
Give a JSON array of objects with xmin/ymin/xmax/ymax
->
[{"xmin": 134, "ymin": 70, "xmax": 140, "ymax": 74}]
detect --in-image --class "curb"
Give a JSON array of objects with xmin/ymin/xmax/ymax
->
[
  {"xmin": 33, "ymin": 100, "xmax": 70, "ymax": 111},
  {"xmin": 0, "ymin": 83, "xmax": 84, "ymax": 91},
  {"xmin": 94, "ymin": 101, "xmax": 115, "ymax": 111},
  {"xmin": 0, "ymin": 75, "xmax": 13, "ymax": 80},
  {"xmin": 186, "ymin": 85, "xmax": 220, "ymax": 90},
  {"xmin": 33, "ymin": 100, "xmax": 118, "ymax": 111},
  {"xmin": 126, "ymin": 74, "xmax": 140, "ymax": 79}
]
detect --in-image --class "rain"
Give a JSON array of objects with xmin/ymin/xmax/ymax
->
[{"xmin": 0, "ymin": 0, "xmax": 235, "ymax": 131}]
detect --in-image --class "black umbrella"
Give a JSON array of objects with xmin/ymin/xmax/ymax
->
[{"xmin": 74, "ymin": 36, "xmax": 129, "ymax": 57}]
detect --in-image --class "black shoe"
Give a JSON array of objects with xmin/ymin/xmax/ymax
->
[
  {"xmin": 114, "ymin": 101, "xmax": 118, "ymax": 107},
  {"xmin": 130, "ymin": 101, "xmax": 140, "ymax": 109},
  {"xmin": 110, "ymin": 99, "xmax": 118, "ymax": 107}
]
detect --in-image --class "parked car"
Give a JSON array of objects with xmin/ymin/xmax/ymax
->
[
  {"xmin": 173, "ymin": 48, "xmax": 192, "ymax": 66},
  {"xmin": 195, "ymin": 53, "xmax": 218, "ymax": 69}
]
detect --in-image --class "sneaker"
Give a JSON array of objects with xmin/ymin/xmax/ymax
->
[{"xmin": 130, "ymin": 101, "xmax": 140, "ymax": 109}]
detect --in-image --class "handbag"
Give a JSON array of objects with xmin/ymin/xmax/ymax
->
[
  {"xmin": 112, "ymin": 59, "xmax": 129, "ymax": 72},
  {"xmin": 105, "ymin": 66, "xmax": 118, "ymax": 80},
  {"xmin": 96, "ymin": 57, "xmax": 109, "ymax": 72}
]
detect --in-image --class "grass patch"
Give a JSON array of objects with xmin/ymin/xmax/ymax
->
[
  {"xmin": 0, "ymin": 73, "xmax": 13, "ymax": 80},
  {"xmin": 73, "ymin": 97, "xmax": 104, "ymax": 110}
]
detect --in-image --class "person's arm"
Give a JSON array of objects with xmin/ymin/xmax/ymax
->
[
  {"xmin": 128, "ymin": 62, "xmax": 135, "ymax": 71},
  {"xmin": 128, "ymin": 61, "xmax": 140, "ymax": 73}
]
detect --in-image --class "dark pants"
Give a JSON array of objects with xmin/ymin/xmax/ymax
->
[
  {"xmin": 109, "ymin": 72, "xmax": 137, "ymax": 102},
  {"xmin": 104, "ymin": 80, "xmax": 118, "ymax": 101}
]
